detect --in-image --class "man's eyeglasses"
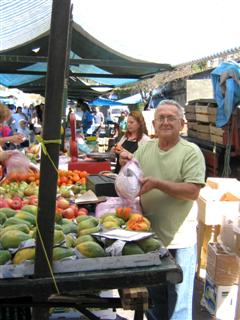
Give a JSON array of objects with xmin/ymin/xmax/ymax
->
[{"xmin": 155, "ymin": 116, "xmax": 180, "ymax": 123}]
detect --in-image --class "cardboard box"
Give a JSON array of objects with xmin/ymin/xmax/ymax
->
[
  {"xmin": 206, "ymin": 177, "xmax": 239, "ymax": 190},
  {"xmin": 220, "ymin": 212, "xmax": 240, "ymax": 251},
  {"xmin": 197, "ymin": 222, "xmax": 221, "ymax": 278},
  {"xmin": 206, "ymin": 242, "xmax": 240, "ymax": 285},
  {"xmin": 197, "ymin": 195, "xmax": 239, "ymax": 225},
  {"xmin": 198, "ymin": 181, "xmax": 240, "ymax": 225},
  {"xmin": 202, "ymin": 272, "xmax": 238, "ymax": 319},
  {"xmin": 186, "ymin": 79, "xmax": 214, "ymax": 102}
]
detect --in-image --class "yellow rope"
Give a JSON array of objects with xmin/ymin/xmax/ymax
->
[
  {"xmin": 35, "ymin": 135, "xmax": 62, "ymax": 294},
  {"xmin": 35, "ymin": 217, "xmax": 60, "ymax": 295},
  {"xmin": 35, "ymin": 135, "xmax": 61, "ymax": 173}
]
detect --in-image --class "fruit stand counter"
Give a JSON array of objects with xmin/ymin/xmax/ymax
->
[{"xmin": 0, "ymin": 255, "xmax": 182, "ymax": 320}]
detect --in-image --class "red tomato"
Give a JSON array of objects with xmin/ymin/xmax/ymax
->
[
  {"xmin": 77, "ymin": 207, "xmax": 88, "ymax": 214},
  {"xmin": 62, "ymin": 208, "xmax": 75, "ymax": 219},
  {"xmin": 75, "ymin": 209, "xmax": 88, "ymax": 217}
]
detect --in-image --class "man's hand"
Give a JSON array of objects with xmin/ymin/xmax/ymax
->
[
  {"xmin": 119, "ymin": 151, "xmax": 133, "ymax": 167},
  {"xmin": 140, "ymin": 177, "xmax": 157, "ymax": 195}
]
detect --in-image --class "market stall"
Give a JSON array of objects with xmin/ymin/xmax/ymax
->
[
  {"xmin": 68, "ymin": 112, "xmax": 113, "ymax": 173},
  {"xmin": 0, "ymin": 2, "xmax": 182, "ymax": 320}
]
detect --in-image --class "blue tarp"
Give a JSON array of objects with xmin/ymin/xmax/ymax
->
[
  {"xmin": 211, "ymin": 61, "xmax": 240, "ymax": 127},
  {"xmin": 89, "ymin": 97, "xmax": 125, "ymax": 106}
]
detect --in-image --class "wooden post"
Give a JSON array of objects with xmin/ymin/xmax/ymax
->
[{"xmin": 32, "ymin": 0, "xmax": 72, "ymax": 319}]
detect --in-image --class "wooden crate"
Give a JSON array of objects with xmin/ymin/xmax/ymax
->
[
  {"xmin": 196, "ymin": 123, "xmax": 210, "ymax": 133},
  {"xmin": 187, "ymin": 121, "xmax": 198, "ymax": 130},
  {"xmin": 195, "ymin": 105, "xmax": 209, "ymax": 114},
  {"xmin": 196, "ymin": 113, "xmax": 216, "ymax": 123},
  {"xmin": 210, "ymin": 134, "xmax": 224, "ymax": 145},
  {"xmin": 208, "ymin": 106, "xmax": 218, "ymax": 116},
  {"xmin": 198, "ymin": 132, "xmax": 210, "ymax": 141},
  {"xmin": 185, "ymin": 112, "xmax": 196, "ymax": 121},
  {"xmin": 196, "ymin": 113, "xmax": 209, "ymax": 123},
  {"xmin": 119, "ymin": 287, "xmax": 149, "ymax": 311},
  {"xmin": 185, "ymin": 105, "xmax": 196, "ymax": 113},
  {"xmin": 187, "ymin": 129, "xmax": 198, "ymax": 138},
  {"xmin": 209, "ymin": 125, "xmax": 224, "ymax": 136}
]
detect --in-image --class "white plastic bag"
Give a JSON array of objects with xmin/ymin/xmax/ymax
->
[{"xmin": 115, "ymin": 159, "xmax": 143, "ymax": 201}]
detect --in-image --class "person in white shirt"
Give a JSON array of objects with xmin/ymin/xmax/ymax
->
[
  {"xmin": 18, "ymin": 119, "xmax": 31, "ymax": 147},
  {"xmin": 11, "ymin": 107, "xmax": 28, "ymax": 132}
]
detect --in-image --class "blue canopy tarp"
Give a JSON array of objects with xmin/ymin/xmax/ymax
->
[
  {"xmin": 89, "ymin": 97, "xmax": 126, "ymax": 106},
  {"xmin": 211, "ymin": 61, "xmax": 240, "ymax": 127}
]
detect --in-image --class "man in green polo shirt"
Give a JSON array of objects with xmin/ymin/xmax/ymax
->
[{"xmin": 120, "ymin": 99, "xmax": 206, "ymax": 320}]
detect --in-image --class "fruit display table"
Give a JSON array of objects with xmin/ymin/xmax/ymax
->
[
  {"xmin": 68, "ymin": 159, "xmax": 111, "ymax": 174},
  {"xmin": 0, "ymin": 254, "xmax": 182, "ymax": 320}
]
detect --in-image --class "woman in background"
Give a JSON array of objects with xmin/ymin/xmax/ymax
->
[
  {"xmin": 112, "ymin": 110, "xmax": 150, "ymax": 174},
  {"xmin": 0, "ymin": 103, "xmax": 24, "ymax": 149}
]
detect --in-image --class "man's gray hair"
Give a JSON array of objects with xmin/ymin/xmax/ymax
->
[{"xmin": 155, "ymin": 99, "xmax": 184, "ymax": 119}]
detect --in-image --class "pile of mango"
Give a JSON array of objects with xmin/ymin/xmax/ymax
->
[
  {"xmin": 0, "ymin": 206, "xmax": 162, "ymax": 266},
  {"xmin": 101, "ymin": 208, "xmax": 151, "ymax": 232}
]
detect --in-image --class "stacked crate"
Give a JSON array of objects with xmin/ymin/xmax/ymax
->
[{"xmin": 185, "ymin": 101, "xmax": 218, "ymax": 142}]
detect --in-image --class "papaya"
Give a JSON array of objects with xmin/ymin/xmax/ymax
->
[
  {"xmin": 0, "ymin": 208, "xmax": 16, "ymax": 218},
  {"xmin": 52, "ymin": 246, "xmax": 75, "ymax": 261},
  {"xmin": 116, "ymin": 207, "xmax": 132, "ymax": 221},
  {"xmin": 127, "ymin": 221, "xmax": 150, "ymax": 231},
  {"xmin": 0, "ymin": 211, "xmax": 7, "ymax": 225},
  {"xmin": 55, "ymin": 212, "xmax": 62, "ymax": 224},
  {"xmin": 21, "ymin": 205, "xmax": 38, "ymax": 216},
  {"xmin": 137, "ymin": 237, "xmax": 161, "ymax": 253},
  {"xmin": 0, "ymin": 250, "xmax": 11, "ymax": 265},
  {"xmin": 65, "ymin": 234, "xmax": 76, "ymax": 248},
  {"xmin": 61, "ymin": 222, "xmax": 78, "ymax": 235},
  {"xmin": 55, "ymin": 224, "xmax": 63, "ymax": 231},
  {"xmin": 78, "ymin": 225, "xmax": 100, "ymax": 236},
  {"xmin": 75, "ymin": 215, "xmax": 93, "ymax": 224},
  {"xmin": 76, "ymin": 241, "xmax": 105, "ymax": 258},
  {"xmin": 54, "ymin": 230, "xmax": 65, "ymax": 245},
  {"xmin": 3, "ymin": 217, "xmax": 32, "ymax": 228},
  {"xmin": 126, "ymin": 215, "xmax": 151, "ymax": 231},
  {"xmin": 78, "ymin": 217, "xmax": 99, "ymax": 231},
  {"xmin": 61, "ymin": 218, "xmax": 72, "ymax": 225},
  {"xmin": 75, "ymin": 234, "xmax": 95, "ymax": 245},
  {"xmin": 15, "ymin": 211, "xmax": 36, "ymax": 226},
  {"xmin": 129, "ymin": 213, "xmax": 143, "ymax": 221},
  {"xmin": 0, "ymin": 230, "xmax": 31, "ymax": 249},
  {"xmin": 122, "ymin": 243, "xmax": 144, "ymax": 256},
  {"xmin": 0, "ymin": 224, "xmax": 30, "ymax": 237},
  {"xmin": 101, "ymin": 215, "xmax": 118, "ymax": 223},
  {"xmin": 12, "ymin": 247, "xmax": 35, "ymax": 264},
  {"xmin": 101, "ymin": 215, "xmax": 125, "ymax": 226},
  {"xmin": 102, "ymin": 221, "xmax": 119, "ymax": 230},
  {"xmin": 99, "ymin": 212, "xmax": 116, "ymax": 224}
]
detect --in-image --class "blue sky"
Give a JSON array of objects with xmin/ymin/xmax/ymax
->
[{"xmin": 72, "ymin": 0, "xmax": 240, "ymax": 65}]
